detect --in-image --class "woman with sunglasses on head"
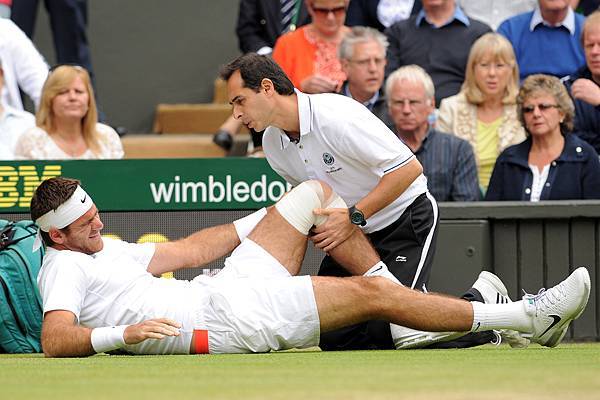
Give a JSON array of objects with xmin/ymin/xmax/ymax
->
[
  {"xmin": 272, "ymin": 0, "xmax": 350, "ymax": 94},
  {"xmin": 14, "ymin": 65, "xmax": 123, "ymax": 160},
  {"xmin": 485, "ymin": 74, "xmax": 600, "ymax": 201},
  {"xmin": 437, "ymin": 33, "xmax": 526, "ymax": 193}
]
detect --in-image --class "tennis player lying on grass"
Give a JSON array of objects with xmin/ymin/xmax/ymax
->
[{"xmin": 32, "ymin": 177, "xmax": 591, "ymax": 357}]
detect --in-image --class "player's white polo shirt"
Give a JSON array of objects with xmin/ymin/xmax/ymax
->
[{"xmin": 263, "ymin": 90, "xmax": 428, "ymax": 233}]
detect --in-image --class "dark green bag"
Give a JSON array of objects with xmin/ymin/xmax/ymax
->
[{"xmin": 0, "ymin": 220, "xmax": 44, "ymax": 353}]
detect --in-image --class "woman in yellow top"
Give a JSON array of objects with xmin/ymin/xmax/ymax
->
[{"xmin": 437, "ymin": 33, "xmax": 525, "ymax": 191}]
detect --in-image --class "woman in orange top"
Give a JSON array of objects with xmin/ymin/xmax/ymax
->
[{"xmin": 273, "ymin": 0, "xmax": 350, "ymax": 93}]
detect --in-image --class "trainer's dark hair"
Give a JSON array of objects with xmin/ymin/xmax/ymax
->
[
  {"xmin": 30, "ymin": 177, "xmax": 80, "ymax": 246},
  {"xmin": 219, "ymin": 53, "xmax": 295, "ymax": 96}
]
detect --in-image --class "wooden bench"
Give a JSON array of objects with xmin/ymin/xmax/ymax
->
[{"xmin": 121, "ymin": 134, "xmax": 226, "ymax": 158}]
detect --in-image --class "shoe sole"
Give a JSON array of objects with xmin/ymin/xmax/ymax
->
[
  {"xmin": 476, "ymin": 271, "xmax": 510, "ymax": 301},
  {"xmin": 540, "ymin": 267, "xmax": 591, "ymax": 347}
]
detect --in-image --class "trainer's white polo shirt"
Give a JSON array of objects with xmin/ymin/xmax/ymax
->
[{"xmin": 263, "ymin": 90, "xmax": 428, "ymax": 233}]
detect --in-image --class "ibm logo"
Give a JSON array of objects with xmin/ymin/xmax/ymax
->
[{"xmin": 0, "ymin": 165, "xmax": 62, "ymax": 208}]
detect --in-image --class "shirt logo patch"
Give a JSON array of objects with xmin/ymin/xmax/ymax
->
[{"xmin": 323, "ymin": 152, "xmax": 335, "ymax": 165}]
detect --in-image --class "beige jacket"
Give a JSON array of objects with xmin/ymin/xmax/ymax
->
[{"xmin": 437, "ymin": 92, "xmax": 526, "ymax": 166}]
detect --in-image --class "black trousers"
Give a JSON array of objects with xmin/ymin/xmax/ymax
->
[
  {"xmin": 319, "ymin": 192, "xmax": 439, "ymax": 350},
  {"xmin": 11, "ymin": 0, "xmax": 93, "ymax": 80}
]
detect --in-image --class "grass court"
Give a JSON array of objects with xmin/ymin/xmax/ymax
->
[{"xmin": 1, "ymin": 343, "xmax": 599, "ymax": 400}]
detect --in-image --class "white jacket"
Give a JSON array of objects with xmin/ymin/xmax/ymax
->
[{"xmin": 0, "ymin": 19, "xmax": 48, "ymax": 110}]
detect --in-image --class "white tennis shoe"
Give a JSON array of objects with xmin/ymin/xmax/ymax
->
[{"xmin": 522, "ymin": 267, "xmax": 591, "ymax": 348}]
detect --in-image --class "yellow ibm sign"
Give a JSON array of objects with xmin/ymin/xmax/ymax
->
[{"xmin": 0, "ymin": 165, "xmax": 62, "ymax": 208}]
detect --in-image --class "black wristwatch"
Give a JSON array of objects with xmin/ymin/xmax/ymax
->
[{"xmin": 348, "ymin": 206, "xmax": 366, "ymax": 226}]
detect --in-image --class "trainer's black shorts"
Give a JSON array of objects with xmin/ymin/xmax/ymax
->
[{"xmin": 318, "ymin": 192, "xmax": 439, "ymax": 351}]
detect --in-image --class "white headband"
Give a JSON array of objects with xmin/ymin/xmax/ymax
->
[{"xmin": 33, "ymin": 185, "xmax": 93, "ymax": 251}]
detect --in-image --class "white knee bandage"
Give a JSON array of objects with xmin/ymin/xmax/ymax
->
[
  {"xmin": 275, "ymin": 181, "xmax": 324, "ymax": 235},
  {"xmin": 275, "ymin": 181, "xmax": 348, "ymax": 234}
]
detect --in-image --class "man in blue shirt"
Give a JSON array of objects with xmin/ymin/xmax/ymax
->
[{"xmin": 498, "ymin": 0, "xmax": 585, "ymax": 81}]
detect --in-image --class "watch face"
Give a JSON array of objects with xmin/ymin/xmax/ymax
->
[{"xmin": 351, "ymin": 211, "xmax": 365, "ymax": 225}]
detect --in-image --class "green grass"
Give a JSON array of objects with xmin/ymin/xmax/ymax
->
[{"xmin": 1, "ymin": 343, "xmax": 600, "ymax": 400}]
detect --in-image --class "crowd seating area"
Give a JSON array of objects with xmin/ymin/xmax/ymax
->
[{"xmin": 128, "ymin": 79, "xmax": 249, "ymax": 158}]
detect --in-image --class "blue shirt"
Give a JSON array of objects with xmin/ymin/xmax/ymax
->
[{"xmin": 498, "ymin": 10, "xmax": 585, "ymax": 80}]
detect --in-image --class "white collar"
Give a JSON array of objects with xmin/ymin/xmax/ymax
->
[
  {"xmin": 530, "ymin": 6, "xmax": 576, "ymax": 35},
  {"xmin": 279, "ymin": 89, "xmax": 312, "ymax": 149}
]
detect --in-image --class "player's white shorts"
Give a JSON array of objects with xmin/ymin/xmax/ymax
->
[{"xmin": 192, "ymin": 239, "xmax": 320, "ymax": 353}]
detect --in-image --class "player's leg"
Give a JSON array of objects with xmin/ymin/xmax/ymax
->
[
  {"xmin": 248, "ymin": 180, "xmax": 384, "ymax": 277},
  {"xmin": 312, "ymin": 276, "xmax": 473, "ymax": 333},
  {"xmin": 311, "ymin": 267, "xmax": 591, "ymax": 348}
]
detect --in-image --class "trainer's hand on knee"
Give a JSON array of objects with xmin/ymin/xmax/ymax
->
[
  {"xmin": 311, "ymin": 208, "xmax": 356, "ymax": 252},
  {"xmin": 123, "ymin": 318, "xmax": 182, "ymax": 345}
]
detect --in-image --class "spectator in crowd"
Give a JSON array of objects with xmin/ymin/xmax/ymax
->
[
  {"xmin": 498, "ymin": 0, "xmax": 585, "ymax": 81},
  {"xmin": 564, "ymin": 10, "xmax": 600, "ymax": 153},
  {"xmin": 458, "ymin": 0, "xmax": 537, "ymax": 30},
  {"xmin": 236, "ymin": 0, "xmax": 311, "ymax": 55},
  {"xmin": 338, "ymin": 26, "xmax": 392, "ymax": 125},
  {"xmin": 486, "ymin": 74, "xmax": 600, "ymax": 201},
  {"xmin": 214, "ymin": 0, "xmax": 333, "ymax": 156},
  {"xmin": 11, "ymin": 0, "xmax": 94, "ymax": 84},
  {"xmin": 0, "ymin": 18, "xmax": 48, "ymax": 110},
  {"xmin": 0, "ymin": 57, "xmax": 36, "ymax": 159},
  {"xmin": 14, "ymin": 65, "xmax": 123, "ymax": 160},
  {"xmin": 345, "ymin": 0, "xmax": 422, "ymax": 31},
  {"xmin": 572, "ymin": 0, "xmax": 600, "ymax": 15},
  {"xmin": 272, "ymin": 0, "xmax": 350, "ymax": 93},
  {"xmin": 384, "ymin": 0, "xmax": 491, "ymax": 105},
  {"xmin": 387, "ymin": 65, "xmax": 480, "ymax": 201},
  {"xmin": 438, "ymin": 33, "xmax": 526, "ymax": 191},
  {"xmin": 216, "ymin": 0, "xmax": 312, "ymax": 156}
]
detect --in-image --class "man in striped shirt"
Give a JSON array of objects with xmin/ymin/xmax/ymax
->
[{"xmin": 387, "ymin": 65, "xmax": 480, "ymax": 201}]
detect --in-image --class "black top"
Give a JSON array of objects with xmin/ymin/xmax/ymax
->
[
  {"xmin": 345, "ymin": 0, "xmax": 422, "ymax": 32},
  {"xmin": 564, "ymin": 66, "xmax": 600, "ymax": 153},
  {"xmin": 384, "ymin": 15, "xmax": 491, "ymax": 105},
  {"xmin": 236, "ymin": 0, "xmax": 311, "ymax": 53}
]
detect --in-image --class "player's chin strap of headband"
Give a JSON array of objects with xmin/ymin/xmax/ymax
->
[{"xmin": 33, "ymin": 185, "xmax": 93, "ymax": 252}]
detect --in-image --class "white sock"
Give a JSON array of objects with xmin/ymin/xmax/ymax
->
[
  {"xmin": 363, "ymin": 261, "xmax": 403, "ymax": 286},
  {"xmin": 471, "ymin": 301, "xmax": 533, "ymax": 333}
]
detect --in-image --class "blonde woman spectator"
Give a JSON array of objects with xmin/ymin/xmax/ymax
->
[
  {"xmin": 437, "ymin": 33, "xmax": 525, "ymax": 190},
  {"xmin": 15, "ymin": 65, "xmax": 123, "ymax": 160}
]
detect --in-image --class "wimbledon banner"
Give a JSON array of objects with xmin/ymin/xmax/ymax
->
[{"xmin": 0, "ymin": 158, "xmax": 291, "ymax": 212}]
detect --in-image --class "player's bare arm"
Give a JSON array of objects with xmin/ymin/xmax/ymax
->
[
  {"xmin": 147, "ymin": 223, "xmax": 240, "ymax": 276},
  {"xmin": 42, "ymin": 310, "xmax": 182, "ymax": 358},
  {"xmin": 355, "ymin": 158, "xmax": 423, "ymax": 219}
]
